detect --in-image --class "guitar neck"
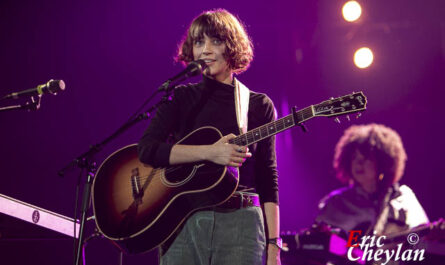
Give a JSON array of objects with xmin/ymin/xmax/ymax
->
[
  {"xmin": 229, "ymin": 105, "xmax": 314, "ymax": 146},
  {"xmin": 384, "ymin": 220, "xmax": 444, "ymax": 245},
  {"xmin": 228, "ymin": 91, "xmax": 368, "ymax": 146}
]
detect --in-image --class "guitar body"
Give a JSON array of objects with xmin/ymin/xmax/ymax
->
[{"xmin": 92, "ymin": 126, "xmax": 239, "ymax": 254}]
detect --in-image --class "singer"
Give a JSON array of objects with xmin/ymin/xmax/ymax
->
[
  {"xmin": 138, "ymin": 9, "xmax": 281, "ymax": 265},
  {"xmin": 315, "ymin": 124, "xmax": 429, "ymax": 263}
]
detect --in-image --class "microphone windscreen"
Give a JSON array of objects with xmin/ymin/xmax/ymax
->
[{"xmin": 48, "ymin": 80, "xmax": 66, "ymax": 93}]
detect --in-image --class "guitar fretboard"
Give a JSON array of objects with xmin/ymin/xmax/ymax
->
[{"xmin": 229, "ymin": 106, "xmax": 314, "ymax": 146}]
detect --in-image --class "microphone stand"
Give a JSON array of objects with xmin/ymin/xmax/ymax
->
[
  {"xmin": 0, "ymin": 95, "xmax": 41, "ymax": 113},
  {"xmin": 57, "ymin": 78, "xmax": 184, "ymax": 265}
]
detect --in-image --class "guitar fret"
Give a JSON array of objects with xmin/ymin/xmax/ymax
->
[
  {"xmin": 246, "ymin": 131, "xmax": 254, "ymax": 144},
  {"xmin": 267, "ymin": 123, "xmax": 276, "ymax": 134},
  {"xmin": 296, "ymin": 107, "xmax": 312, "ymax": 123},
  {"xmin": 284, "ymin": 115, "xmax": 294, "ymax": 127},
  {"xmin": 230, "ymin": 113, "xmax": 299, "ymax": 147},
  {"xmin": 298, "ymin": 112, "xmax": 303, "ymax": 122},
  {"xmin": 260, "ymin": 126, "xmax": 268, "ymax": 139},
  {"xmin": 229, "ymin": 137, "xmax": 241, "ymax": 145},
  {"xmin": 241, "ymin": 134, "xmax": 247, "ymax": 145},
  {"xmin": 276, "ymin": 119, "xmax": 284, "ymax": 131},
  {"xmin": 253, "ymin": 128, "xmax": 261, "ymax": 141},
  {"xmin": 299, "ymin": 111, "xmax": 305, "ymax": 122},
  {"xmin": 305, "ymin": 107, "xmax": 313, "ymax": 120},
  {"xmin": 229, "ymin": 90, "xmax": 367, "ymax": 146}
]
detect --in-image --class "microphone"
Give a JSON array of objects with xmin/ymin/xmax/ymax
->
[
  {"xmin": 2, "ymin": 79, "xmax": 66, "ymax": 100},
  {"xmin": 158, "ymin": 60, "xmax": 206, "ymax": 91}
]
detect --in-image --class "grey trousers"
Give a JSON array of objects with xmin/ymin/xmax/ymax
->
[{"xmin": 159, "ymin": 206, "xmax": 266, "ymax": 265}]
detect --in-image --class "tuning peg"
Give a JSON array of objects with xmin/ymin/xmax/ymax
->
[
  {"xmin": 346, "ymin": 115, "xmax": 350, "ymax": 121},
  {"xmin": 356, "ymin": 113, "xmax": 362, "ymax": 119},
  {"xmin": 334, "ymin": 117, "xmax": 341, "ymax": 123}
]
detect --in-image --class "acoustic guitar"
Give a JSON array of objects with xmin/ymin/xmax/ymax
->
[{"xmin": 91, "ymin": 92, "xmax": 367, "ymax": 254}]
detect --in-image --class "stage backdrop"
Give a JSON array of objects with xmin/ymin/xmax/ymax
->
[{"xmin": 0, "ymin": 0, "xmax": 444, "ymax": 264}]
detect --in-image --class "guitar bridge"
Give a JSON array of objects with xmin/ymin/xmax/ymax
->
[{"xmin": 130, "ymin": 168, "xmax": 143, "ymax": 202}]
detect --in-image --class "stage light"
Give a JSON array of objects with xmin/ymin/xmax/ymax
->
[
  {"xmin": 342, "ymin": 1, "xmax": 362, "ymax": 22},
  {"xmin": 354, "ymin": 47, "xmax": 373, "ymax": 68}
]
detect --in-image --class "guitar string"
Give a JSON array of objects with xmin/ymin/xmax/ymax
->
[
  {"xmin": 115, "ymin": 165, "xmax": 227, "ymax": 196},
  {"xmin": 125, "ymin": 113, "xmax": 302, "ymax": 189},
  {"xmin": 122, "ymin": 119, "xmax": 295, "ymax": 191},
  {"xmin": 109, "ymin": 165, "xmax": 186, "ymax": 196},
  {"xmin": 111, "ymin": 165, "xmax": 203, "ymax": 196},
  {"xmin": 229, "ymin": 112, "xmax": 303, "ymax": 146},
  {"xmin": 111, "ymin": 108, "xmax": 312, "ymax": 194},
  {"xmin": 109, "ymin": 102, "xmax": 358, "ymax": 195},
  {"xmin": 129, "ymin": 161, "xmax": 213, "ymax": 184}
]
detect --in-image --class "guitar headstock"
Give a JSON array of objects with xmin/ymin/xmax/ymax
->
[
  {"xmin": 425, "ymin": 218, "xmax": 445, "ymax": 241},
  {"xmin": 313, "ymin": 92, "xmax": 367, "ymax": 118}
]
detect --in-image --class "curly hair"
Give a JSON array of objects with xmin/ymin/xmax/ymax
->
[
  {"xmin": 333, "ymin": 124, "xmax": 407, "ymax": 185},
  {"xmin": 176, "ymin": 9, "xmax": 253, "ymax": 74}
]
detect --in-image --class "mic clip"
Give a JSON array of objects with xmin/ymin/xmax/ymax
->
[
  {"xmin": 157, "ymin": 60, "xmax": 206, "ymax": 92},
  {"xmin": 25, "ymin": 95, "xmax": 42, "ymax": 111}
]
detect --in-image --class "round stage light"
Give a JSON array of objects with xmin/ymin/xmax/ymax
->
[
  {"xmin": 354, "ymin": 47, "xmax": 373, "ymax": 69},
  {"xmin": 342, "ymin": 1, "xmax": 362, "ymax": 22}
]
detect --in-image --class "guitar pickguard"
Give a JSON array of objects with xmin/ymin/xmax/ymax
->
[{"xmin": 161, "ymin": 164, "xmax": 204, "ymax": 187}]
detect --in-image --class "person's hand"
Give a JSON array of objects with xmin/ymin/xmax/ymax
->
[{"xmin": 205, "ymin": 134, "xmax": 251, "ymax": 166}]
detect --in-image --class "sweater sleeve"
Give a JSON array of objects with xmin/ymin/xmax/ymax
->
[
  {"xmin": 253, "ymin": 95, "xmax": 279, "ymax": 204},
  {"xmin": 137, "ymin": 88, "xmax": 184, "ymax": 167}
]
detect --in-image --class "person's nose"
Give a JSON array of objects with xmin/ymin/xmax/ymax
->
[{"xmin": 202, "ymin": 40, "xmax": 213, "ymax": 55}]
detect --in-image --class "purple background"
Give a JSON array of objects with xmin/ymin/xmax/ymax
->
[{"xmin": 1, "ymin": 0, "xmax": 444, "ymax": 264}]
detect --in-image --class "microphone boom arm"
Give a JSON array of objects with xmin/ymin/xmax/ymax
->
[{"xmin": 0, "ymin": 95, "xmax": 42, "ymax": 113}]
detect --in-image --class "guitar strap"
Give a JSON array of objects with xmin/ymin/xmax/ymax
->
[
  {"xmin": 234, "ymin": 78, "xmax": 250, "ymax": 135},
  {"xmin": 233, "ymin": 78, "xmax": 250, "ymax": 187}
]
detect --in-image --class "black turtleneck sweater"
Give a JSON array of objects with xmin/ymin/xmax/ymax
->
[{"xmin": 138, "ymin": 75, "xmax": 279, "ymax": 204}]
